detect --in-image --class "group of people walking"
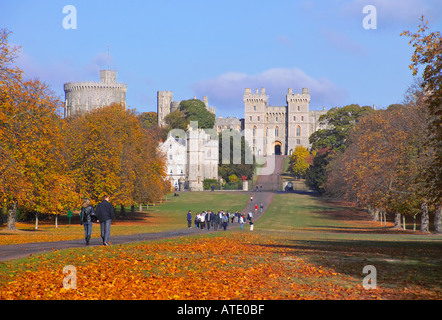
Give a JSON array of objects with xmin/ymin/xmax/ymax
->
[
  {"xmin": 187, "ymin": 210, "xmax": 255, "ymax": 231},
  {"xmin": 78, "ymin": 194, "xmax": 263, "ymax": 246}
]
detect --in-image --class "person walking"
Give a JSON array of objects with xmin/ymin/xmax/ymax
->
[
  {"xmin": 200, "ymin": 212, "xmax": 206, "ymax": 229},
  {"xmin": 240, "ymin": 214, "xmax": 245, "ymax": 230},
  {"xmin": 206, "ymin": 211, "xmax": 212, "ymax": 230},
  {"xmin": 247, "ymin": 211, "xmax": 253, "ymax": 222},
  {"xmin": 79, "ymin": 198, "xmax": 95, "ymax": 245},
  {"xmin": 222, "ymin": 213, "xmax": 229, "ymax": 231},
  {"xmin": 95, "ymin": 195, "xmax": 114, "ymax": 246},
  {"xmin": 213, "ymin": 212, "xmax": 219, "ymax": 231},
  {"xmin": 260, "ymin": 203, "xmax": 264, "ymax": 213},
  {"xmin": 187, "ymin": 210, "xmax": 192, "ymax": 228}
]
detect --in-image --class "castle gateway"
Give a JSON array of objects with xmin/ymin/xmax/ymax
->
[{"xmin": 243, "ymin": 87, "xmax": 326, "ymax": 156}]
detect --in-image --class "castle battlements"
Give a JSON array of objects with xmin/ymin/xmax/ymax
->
[{"xmin": 63, "ymin": 70, "xmax": 127, "ymax": 118}]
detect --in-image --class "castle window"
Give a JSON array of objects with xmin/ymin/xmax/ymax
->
[
  {"xmin": 265, "ymin": 127, "xmax": 269, "ymax": 137},
  {"xmin": 257, "ymin": 116, "xmax": 260, "ymax": 121},
  {"xmin": 169, "ymin": 154, "xmax": 173, "ymax": 160},
  {"xmin": 297, "ymin": 139, "xmax": 301, "ymax": 145},
  {"xmin": 296, "ymin": 126, "xmax": 301, "ymax": 137},
  {"xmin": 301, "ymin": 116, "xmax": 304, "ymax": 121},
  {"xmin": 275, "ymin": 126, "xmax": 279, "ymax": 137},
  {"xmin": 298, "ymin": 106, "xmax": 300, "ymax": 111},
  {"xmin": 169, "ymin": 144, "xmax": 172, "ymax": 149},
  {"xmin": 293, "ymin": 116, "xmax": 296, "ymax": 121},
  {"xmin": 249, "ymin": 116, "xmax": 252, "ymax": 121},
  {"xmin": 253, "ymin": 126, "xmax": 257, "ymax": 137},
  {"xmin": 253, "ymin": 106, "xmax": 256, "ymax": 111},
  {"xmin": 276, "ymin": 117, "xmax": 278, "ymax": 122}
]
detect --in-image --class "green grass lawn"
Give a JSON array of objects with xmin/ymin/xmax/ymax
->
[
  {"xmin": 256, "ymin": 193, "xmax": 340, "ymax": 231},
  {"xmin": 145, "ymin": 191, "xmax": 250, "ymax": 230},
  {"xmin": 254, "ymin": 192, "xmax": 442, "ymax": 297}
]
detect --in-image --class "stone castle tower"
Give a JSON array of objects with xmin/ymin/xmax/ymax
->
[
  {"xmin": 244, "ymin": 87, "xmax": 325, "ymax": 156},
  {"xmin": 64, "ymin": 70, "xmax": 127, "ymax": 117}
]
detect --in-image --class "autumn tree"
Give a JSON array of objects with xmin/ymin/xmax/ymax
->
[
  {"xmin": 288, "ymin": 146, "xmax": 311, "ymax": 178},
  {"xmin": 401, "ymin": 17, "xmax": 441, "ymax": 232},
  {"xmin": 63, "ymin": 103, "xmax": 170, "ymax": 208},
  {"xmin": 310, "ymin": 104, "xmax": 374, "ymax": 152},
  {"xmin": 138, "ymin": 111, "xmax": 158, "ymax": 129},
  {"xmin": 326, "ymin": 101, "xmax": 430, "ymax": 230},
  {"xmin": 305, "ymin": 104, "xmax": 373, "ymax": 193},
  {"xmin": 0, "ymin": 29, "xmax": 77, "ymax": 230}
]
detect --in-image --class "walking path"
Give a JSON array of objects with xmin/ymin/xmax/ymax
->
[
  {"xmin": 0, "ymin": 192, "xmax": 275, "ymax": 262},
  {"xmin": 0, "ymin": 157, "xmax": 284, "ymax": 262}
]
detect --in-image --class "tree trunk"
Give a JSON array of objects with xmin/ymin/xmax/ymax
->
[
  {"xmin": 139, "ymin": 203, "xmax": 143, "ymax": 212},
  {"xmin": 434, "ymin": 205, "xmax": 442, "ymax": 234},
  {"xmin": 403, "ymin": 215, "xmax": 406, "ymax": 230},
  {"xmin": 55, "ymin": 214, "xmax": 58, "ymax": 228},
  {"xmin": 35, "ymin": 212, "xmax": 39, "ymax": 230},
  {"xmin": 420, "ymin": 202, "xmax": 430, "ymax": 233},
  {"xmin": 372, "ymin": 208, "xmax": 379, "ymax": 222},
  {"xmin": 6, "ymin": 202, "xmax": 17, "ymax": 231},
  {"xmin": 393, "ymin": 212, "xmax": 401, "ymax": 229}
]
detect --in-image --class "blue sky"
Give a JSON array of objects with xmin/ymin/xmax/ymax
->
[{"xmin": 1, "ymin": 0, "xmax": 441, "ymax": 118}]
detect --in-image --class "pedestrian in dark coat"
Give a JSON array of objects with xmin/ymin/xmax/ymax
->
[
  {"xmin": 80, "ymin": 198, "xmax": 95, "ymax": 245},
  {"xmin": 187, "ymin": 210, "xmax": 192, "ymax": 228},
  {"xmin": 95, "ymin": 195, "xmax": 114, "ymax": 246}
]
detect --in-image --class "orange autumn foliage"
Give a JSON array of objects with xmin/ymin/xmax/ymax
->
[
  {"xmin": 63, "ymin": 103, "xmax": 171, "ymax": 207},
  {"xmin": 0, "ymin": 29, "xmax": 77, "ymax": 228}
]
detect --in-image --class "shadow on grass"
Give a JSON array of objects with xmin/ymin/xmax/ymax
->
[{"xmin": 254, "ymin": 238, "xmax": 442, "ymax": 292}]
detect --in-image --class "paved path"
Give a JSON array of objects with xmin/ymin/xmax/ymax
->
[
  {"xmin": 0, "ymin": 158, "xmax": 284, "ymax": 262},
  {"xmin": 0, "ymin": 192, "xmax": 277, "ymax": 262}
]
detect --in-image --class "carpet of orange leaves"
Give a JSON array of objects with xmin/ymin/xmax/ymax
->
[{"xmin": 2, "ymin": 233, "xmax": 436, "ymax": 300}]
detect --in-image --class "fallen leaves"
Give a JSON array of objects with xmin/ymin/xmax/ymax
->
[{"xmin": 1, "ymin": 233, "xmax": 440, "ymax": 300}]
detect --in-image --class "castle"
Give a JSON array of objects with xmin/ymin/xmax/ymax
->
[
  {"xmin": 157, "ymin": 92, "xmax": 219, "ymax": 191},
  {"xmin": 158, "ymin": 125, "xmax": 219, "ymax": 191},
  {"xmin": 243, "ymin": 87, "xmax": 326, "ymax": 156},
  {"xmin": 62, "ymin": 69, "xmax": 326, "ymax": 191},
  {"xmin": 157, "ymin": 87, "xmax": 326, "ymax": 190},
  {"xmin": 64, "ymin": 70, "xmax": 127, "ymax": 117}
]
